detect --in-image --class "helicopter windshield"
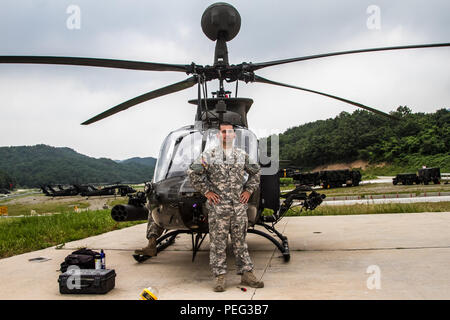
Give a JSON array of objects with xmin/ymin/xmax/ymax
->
[{"xmin": 153, "ymin": 126, "xmax": 259, "ymax": 183}]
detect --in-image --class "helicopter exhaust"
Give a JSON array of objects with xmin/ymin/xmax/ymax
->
[{"xmin": 111, "ymin": 204, "xmax": 148, "ymax": 222}]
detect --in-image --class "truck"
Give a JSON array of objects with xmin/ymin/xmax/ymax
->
[
  {"xmin": 320, "ymin": 169, "xmax": 361, "ymax": 189},
  {"xmin": 291, "ymin": 171, "xmax": 321, "ymax": 186},
  {"xmin": 392, "ymin": 167, "xmax": 441, "ymax": 185},
  {"xmin": 392, "ymin": 173, "xmax": 419, "ymax": 185},
  {"xmin": 280, "ymin": 168, "xmax": 362, "ymax": 189},
  {"xmin": 417, "ymin": 167, "xmax": 441, "ymax": 185}
]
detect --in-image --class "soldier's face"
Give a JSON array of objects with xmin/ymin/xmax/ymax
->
[{"xmin": 219, "ymin": 124, "xmax": 235, "ymax": 145}]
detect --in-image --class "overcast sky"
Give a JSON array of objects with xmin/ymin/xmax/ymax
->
[{"xmin": 1, "ymin": 0, "xmax": 449, "ymax": 160}]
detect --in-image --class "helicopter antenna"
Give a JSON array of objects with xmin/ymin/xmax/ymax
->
[
  {"xmin": 201, "ymin": 76, "xmax": 209, "ymax": 123},
  {"xmin": 195, "ymin": 73, "xmax": 218, "ymax": 127},
  {"xmin": 196, "ymin": 76, "xmax": 202, "ymax": 123}
]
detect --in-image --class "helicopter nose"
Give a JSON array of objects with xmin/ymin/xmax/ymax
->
[{"xmin": 201, "ymin": 2, "xmax": 241, "ymax": 41}]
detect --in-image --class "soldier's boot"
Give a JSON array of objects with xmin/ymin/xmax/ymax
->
[
  {"xmin": 134, "ymin": 236, "xmax": 157, "ymax": 256},
  {"xmin": 213, "ymin": 274, "xmax": 226, "ymax": 292},
  {"xmin": 241, "ymin": 270, "xmax": 264, "ymax": 288}
]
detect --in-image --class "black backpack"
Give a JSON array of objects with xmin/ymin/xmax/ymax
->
[{"xmin": 60, "ymin": 248, "xmax": 100, "ymax": 272}]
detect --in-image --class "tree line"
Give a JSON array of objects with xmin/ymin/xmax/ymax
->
[
  {"xmin": 0, "ymin": 170, "xmax": 15, "ymax": 190},
  {"xmin": 277, "ymin": 106, "xmax": 449, "ymax": 171}
]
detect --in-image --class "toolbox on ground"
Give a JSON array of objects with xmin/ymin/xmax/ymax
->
[{"xmin": 58, "ymin": 269, "xmax": 116, "ymax": 294}]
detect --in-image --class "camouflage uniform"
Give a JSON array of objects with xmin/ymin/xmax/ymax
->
[
  {"xmin": 145, "ymin": 201, "xmax": 164, "ymax": 240},
  {"xmin": 187, "ymin": 146, "xmax": 260, "ymax": 277}
]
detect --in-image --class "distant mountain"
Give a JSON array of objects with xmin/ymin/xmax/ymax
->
[
  {"xmin": 120, "ymin": 157, "xmax": 157, "ymax": 167},
  {"xmin": 0, "ymin": 144, "xmax": 157, "ymax": 187}
]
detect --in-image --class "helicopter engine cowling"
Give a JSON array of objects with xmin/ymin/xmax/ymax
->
[{"xmin": 111, "ymin": 204, "xmax": 149, "ymax": 222}]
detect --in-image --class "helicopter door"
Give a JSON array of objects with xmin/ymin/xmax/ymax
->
[
  {"xmin": 259, "ymin": 164, "xmax": 280, "ymax": 212},
  {"xmin": 257, "ymin": 137, "xmax": 280, "ymax": 212}
]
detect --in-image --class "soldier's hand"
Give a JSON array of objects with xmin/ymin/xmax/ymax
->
[
  {"xmin": 205, "ymin": 191, "xmax": 221, "ymax": 205},
  {"xmin": 240, "ymin": 190, "xmax": 251, "ymax": 204}
]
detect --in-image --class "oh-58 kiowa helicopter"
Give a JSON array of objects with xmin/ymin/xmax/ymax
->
[{"xmin": 1, "ymin": 3, "xmax": 449, "ymax": 263}]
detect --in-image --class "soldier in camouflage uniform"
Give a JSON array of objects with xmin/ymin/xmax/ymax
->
[
  {"xmin": 187, "ymin": 123, "xmax": 264, "ymax": 292},
  {"xmin": 134, "ymin": 201, "xmax": 164, "ymax": 257}
]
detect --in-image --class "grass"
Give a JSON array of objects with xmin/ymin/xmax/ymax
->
[
  {"xmin": 361, "ymin": 173, "xmax": 378, "ymax": 180},
  {"xmin": 284, "ymin": 201, "xmax": 450, "ymax": 216},
  {"xmin": 281, "ymin": 182, "xmax": 450, "ymax": 197},
  {"xmin": 0, "ymin": 201, "xmax": 91, "ymax": 217},
  {"xmin": 107, "ymin": 197, "xmax": 129, "ymax": 207},
  {"xmin": 0, "ymin": 209, "xmax": 144, "ymax": 259}
]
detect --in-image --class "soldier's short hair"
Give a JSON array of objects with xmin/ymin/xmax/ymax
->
[{"xmin": 219, "ymin": 121, "xmax": 234, "ymax": 128}]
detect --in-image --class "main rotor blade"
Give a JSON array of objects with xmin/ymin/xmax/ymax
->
[
  {"xmin": 250, "ymin": 43, "xmax": 450, "ymax": 71},
  {"xmin": 253, "ymin": 75, "xmax": 398, "ymax": 120},
  {"xmin": 82, "ymin": 76, "xmax": 197, "ymax": 125},
  {"xmin": 0, "ymin": 56, "xmax": 189, "ymax": 72}
]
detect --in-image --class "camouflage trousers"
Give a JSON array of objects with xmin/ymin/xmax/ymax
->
[
  {"xmin": 146, "ymin": 205, "xmax": 164, "ymax": 240},
  {"xmin": 207, "ymin": 200, "xmax": 254, "ymax": 277}
]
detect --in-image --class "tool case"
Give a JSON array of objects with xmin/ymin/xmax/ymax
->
[{"xmin": 58, "ymin": 269, "xmax": 116, "ymax": 294}]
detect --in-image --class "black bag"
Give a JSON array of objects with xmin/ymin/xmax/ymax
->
[{"xmin": 60, "ymin": 248, "xmax": 99, "ymax": 273}]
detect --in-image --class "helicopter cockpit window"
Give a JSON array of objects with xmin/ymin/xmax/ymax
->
[
  {"xmin": 153, "ymin": 126, "xmax": 259, "ymax": 183},
  {"xmin": 196, "ymin": 127, "xmax": 259, "ymax": 164},
  {"xmin": 165, "ymin": 131, "xmax": 204, "ymax": 180},
  {"xmin": 153, "ymin": 127, "xmax": 200, "ymax": 183}
]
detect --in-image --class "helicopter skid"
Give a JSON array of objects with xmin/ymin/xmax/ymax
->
[
  {"xmin": 133, "ymin": 224, "xmax": 291, "ymax": 263},
  {"xmin": 133, "ymin": 230, "xmax": 190, "ymax": 263},
  {"xmin": 248, "ymin": 223, "xmax": 290, "ymax": 262}
]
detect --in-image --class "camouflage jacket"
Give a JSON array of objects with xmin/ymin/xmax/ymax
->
[{"xmin": 187, "ymin": 146, "xmax": 260, "ymax": 202}]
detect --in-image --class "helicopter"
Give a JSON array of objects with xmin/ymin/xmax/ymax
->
[{"xmin": 1, "ymin": 2, "xmax": 449, "ymax": 263}]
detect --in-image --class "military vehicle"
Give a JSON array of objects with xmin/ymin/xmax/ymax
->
[
  {"xmin": 292, "ymin": 172, "xmax": 321, "ymax": 187},
  {"xmin": 392, "ymin": 173, "xmax": 419, "ymax": 185},
  {"xmin": 280, "ymin": 169, "xmax": 361, "ymax": 188},
  {"xmin": 41, "ymin": 185, "xmax": 79, "ymax": 197},
  {"xmin": 117, "ymin": 185, "xmax": 137, "ymax": 196},
  {"xmin": 79, "ymin": 185, "xmax": 115, "ymax": 197},
  {"xmin": 73, "ymin": 184, "xmax": 97, "ymax": 195},
  {"xmin": 320, "ymin": 169, "xmax": 361, "ymax": 189},
  {"xmin": 418, "ymin": 167, "xmax": 441, "ymax": 185},
  {"xmin": 0, "ymin": 188, "xmax": 11, "ymax": 194},
  {"xmin": 392, "ymin": 167, "xmax": 441, "ymax": 185},
  {"xmin": 278, "ymin": 166, "xmax": 302, "ymax": 178},
  {"xmin": 81, "ymin": 184, "xmax": 137, "ymax": 197},
  {"xmin": 41, "ymin": 183, "xmax": 137, "ymax": 197}
]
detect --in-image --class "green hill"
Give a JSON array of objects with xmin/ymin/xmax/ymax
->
[
  {"xmin": 277, "ymin": 106, "xmax": 450, "ymax": 173},
  {"xmin": 119, "ymin": 157, "xmax": 157, "ymax": 167},
  {"xmin": 0, "ymin": 145, "xmax": 156, "ymax": 187}
]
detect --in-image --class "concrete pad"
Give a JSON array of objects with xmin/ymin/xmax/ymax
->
[{"xmin": 0, "ymin": 212, "xmax": 449, "ymax": 300}]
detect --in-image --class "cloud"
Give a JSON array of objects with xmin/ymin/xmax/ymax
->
[{"xmin": 0, "ymin": 0, "xmax": 449, "ymax": 160}]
